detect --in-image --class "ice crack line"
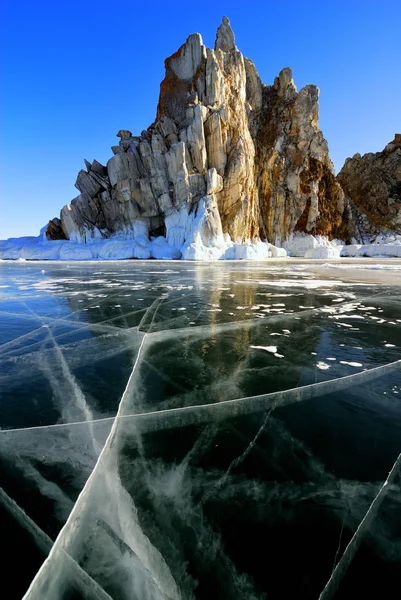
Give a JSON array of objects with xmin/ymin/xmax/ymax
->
[
  {"xmin": 318, "ymin": 452, "xmax": 401, "ymax": 600},
  {"xmin": 22, "ymin": 331, "xmax": 148, "ymax": 599},
  {"xmin": 0, "ymin": 315, "xmax": 121, "ymax": 360},
  {"xmin": 114, "ymin": 357, "xmax": 401, "ymax": 433},
  {"xmin": 0, "ymin": 416, "xmax": 116, "ymax": 435},
  {"xmin": 2, "ymin": 357, "xmax": 400, "ymax": 436},
  {"xmin": 200, "ymin": 407, "xmax": 275, "ymax": 506},
  {"xmin": 22, "ymin": 302, "xmax": 100, "ymax": 457},
  {"xmin": 0, "ymin": 487, "xmax": 113, "ymax": 600},
  {"xmin": 147, "ymin": 305, "xmax": 326, "ymax": 342},
  {"xmin": 137, "ymin": 292, "xmax": 169, "ymax": 333}
]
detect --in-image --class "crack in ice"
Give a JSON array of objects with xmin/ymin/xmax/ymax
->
[
  {"xmin": 318, "ymin": 452, "xmax": 401, "ymax": 600},
  {"xmin": 199, "ymin": 407, "xmax": 275, "ymax": 506},
  {"xmin": 0, "ymin": 487, "xmax": 114, "ymax": 600},
  {"xmin": 2, "ymin": 358, "xmax": 400, "ymax": 437}
]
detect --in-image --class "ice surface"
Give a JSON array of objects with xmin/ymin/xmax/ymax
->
[{"xmin": 1, "ymin": 261, "xmax": 401, "ymax": 598}]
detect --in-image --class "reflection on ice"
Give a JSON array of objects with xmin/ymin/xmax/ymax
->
[{"xmin": 1, "ymin": 261, "xmax": 401, "ymax": 598}]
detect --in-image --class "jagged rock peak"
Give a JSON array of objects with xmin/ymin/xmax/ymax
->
[
  {"xmin": 156, "ymin": 33, "xmax": 206, "ymax": 124},
  {"xmin": 215, "ymin": 16, "xmax": 236, "ymax": 53},
  {"xmin": 274, "ymin": 67, "xmax": 297, "ymax": 99},
  {"xmin": 168, "ymin": 33, "xmax": 205, "ymax": 81}
]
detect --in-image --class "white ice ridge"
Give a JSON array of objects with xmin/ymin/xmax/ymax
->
[
  {"xmin": 0, "ymin": 487, "xmax": 114, "ymax": 600},
  {"xmin": 318, "ymin": 452, "xmax": 401, "ymax": 600},
  {"xmin": 0, "ymin": 416, "xmax": 116, "ymax": 435},
  {"xmin": 3, "ymin": 357, "xmax": 400, "ymax": 438},
  {"xmin": 98, "ymin": 357, "xmax": 401, "ymax": 431}
]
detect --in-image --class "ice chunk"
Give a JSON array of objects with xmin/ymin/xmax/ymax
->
[
  {"xmin": 305, "ymin": 246, "xmax": 341, "ymax": 259},
  {"xmin": 282, "ymin": 233, "xmax": 342, "ymax": 258},
  {"xmin": 60, "ymin": 244, "xmax": 94, "ymax": 260},
  {"xmin": 150, "ymin": 237, "xmax": 181, "ymax": 260},
  {"xmin": 97, "ymin": 240, "xmax": 135, "ymax": 260}
]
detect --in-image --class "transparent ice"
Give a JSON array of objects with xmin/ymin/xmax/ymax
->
[{"xmin": 1, "ymin": 260, "xmax": 401, "ymax": 599}]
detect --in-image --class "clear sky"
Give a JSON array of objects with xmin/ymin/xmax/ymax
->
[{"xmin": 1, "ymin": 0, "xmax": 400, "ymax": 239}]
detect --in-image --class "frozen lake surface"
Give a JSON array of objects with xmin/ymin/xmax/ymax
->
[{"xmin": 1, "ymin": 260, "xmax": 401, "ymax": 599}]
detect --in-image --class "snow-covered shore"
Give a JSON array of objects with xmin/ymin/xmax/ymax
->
[
  {"xmin": 2, "ymin": 230, "xmax": 401, "ymax": 261},
  {"xmin": 283, "ymin": 233, "xmax": 401, "ymax": 259},
  {"xmin": 0, "ymin": 232, "xmax": 286, "ymax": 262}
]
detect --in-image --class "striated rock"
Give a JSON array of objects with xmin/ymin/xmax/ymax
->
[
  {"xmin": 338, "ymin": 135, "xmax": 401, "ymax": 235},
  {"xmin": 46, "ymin": 217, "xmax": 67, "ymax": 240},
  {"xmin": 251, "ymin": 71, "xmax": 349, "ymax": 243},
  {"xmin": 54, "ymin": 16, "xmax": 353, "ymax": 251}
]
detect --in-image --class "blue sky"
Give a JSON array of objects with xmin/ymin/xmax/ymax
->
[{"xmin": 1, "ymin": 0, "xmax": 400, "ymax": 239}]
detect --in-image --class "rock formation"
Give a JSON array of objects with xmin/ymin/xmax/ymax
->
[
  {"xmin": 45, "ymin": 218, "xmax": 67, "ymax": 241},
  {"xmin": 48, "ymin": 16, "xmax": 351, "ymax": 255},
  {"xmin": 338, "ymin": 135, "xmax": 401, "ymax": 236}
]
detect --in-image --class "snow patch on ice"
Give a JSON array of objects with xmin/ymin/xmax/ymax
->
[
  {"xmin": 339, "ymin": 361, "xmax": 363, "ymax": 367},
  {"xmin": 250, "ymin": 345, "xmax": 278, "ymax": 354}
]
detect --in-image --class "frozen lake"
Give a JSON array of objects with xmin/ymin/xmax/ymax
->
[{"xmin": 1, "ymin": 260, "xmax": 401, "ymax": 599}]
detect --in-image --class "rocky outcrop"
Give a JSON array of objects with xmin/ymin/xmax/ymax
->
[
  {"xmin": 338, "ymin": 135, "xmax": 401, "ymax": 235},
  {"xmin": 48, "ymin": 17, "xmax": 352, "ymax": 248},
  {"xmin": 249, "ymin": 66, "xmax": 349, "ymax": 243},
  {"xmin": 46, "ymin": 218, "xmax": 66, "ymax": 240}
]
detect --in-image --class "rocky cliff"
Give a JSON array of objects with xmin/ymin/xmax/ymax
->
[
  {"xmin": 48, "ymin": 17, "xmax": 350, "ymax": 254},
  {"xmin": 338, "ymin": 135, "xmax": 401, "ymax": 236}
]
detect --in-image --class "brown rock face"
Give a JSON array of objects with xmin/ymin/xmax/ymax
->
[
  {"xmin": 57, "ymin": 17, "xmax": 351, "ymax": 245},
  {"xmin": 249, "ymin": 67, "xmax": 347, "ymax": 242},
  {"xmin": 46, "ymin": 218, "xmax": 67, "ymax": 240},
  {"xmin": 338, "ymin": 135, "xmax": 401, "ymax": 234}
]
